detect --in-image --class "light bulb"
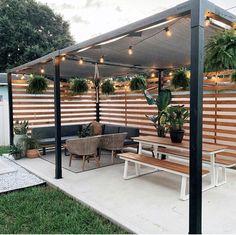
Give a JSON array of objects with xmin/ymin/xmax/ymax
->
[
  {"xmin": 40, "ymin": 68, "xmax": 45, "ymax": 74},
  {"xmin": 30, "ymin": 74, "xmax": 33, "ymax": 78},
  {"xmin": 21, "ymin": 75, "xmax": 25, "ymax": 80},
  {"xmin": 100, "ymin": 56, "xmax": 104, "ymax": 63},
  {"xmin": 79, "ymin": 58, "xmax": 84, "ymax": 65},
  {"xmin": 205, "ymin": 17, "xmax": 210, "ymax": 27},
  {"xmin": 128, "ymin": 46, "xmax": 133, "ymax": 55},
  {"xmin": 151, "ymin": 72, "xmax": 155, "ymax": 78},
  {"xmin": 169, "ymin": 72, "xmax": 173, "ymax": 76},
  {"xmin": 165, "ymin": 27, "xmax": 172, "ymax": 37},
  {"xmin": 61, "ymin": 55, "xmax": 66, "ymax": 61}
]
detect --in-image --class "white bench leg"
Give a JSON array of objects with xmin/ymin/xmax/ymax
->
[
  {"xmin": 123, "ymin": 160, "xmax": 129, "ymax": 179},
  {"xmin": 180, "ymin": 176, "xmax": 188, "ymax": 200},
  {"xmin": 135, "ymin": 163, "xmax": 140, "ymax": 176},
  {"xmin": 216, "ymin": 166, "xmax": 227, "ymax": 186}
]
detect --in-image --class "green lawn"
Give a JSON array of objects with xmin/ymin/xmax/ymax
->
[
  {"xmin": 0, "ymin": 186, "xmax": 128, "ymax": 234},
  {"xmin": 0, "ymin": 146, "xmax": 10, "ymax": 155}
]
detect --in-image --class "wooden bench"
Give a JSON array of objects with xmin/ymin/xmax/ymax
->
[
  {"xmin": 157, "ymin": 147, "xmax": 236, "ymax": 186},
  {"xmin": 118, "ymin": 152, "xmax": 209, "ymax": 200}
]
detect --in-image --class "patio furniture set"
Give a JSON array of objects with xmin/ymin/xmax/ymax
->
[{"xmin": 118, "ymin": 136, "xmax": 236, "ymax": 200}]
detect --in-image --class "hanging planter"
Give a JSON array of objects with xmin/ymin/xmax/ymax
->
[
  {"xmin": 27, "ymin": 75, "xmax": 48, "ymax": 94},
  {"xmin": 101, "ymin": 80, "xmax": 115, "ymax": 95},
  {"xmin": 205, "ymin": 30, "xmax": 236, "ymax": 72},
  {"xmin": 171, "ymin": 69, "xmax": 190, "ymax": 90},
  {"xmin": 69, "ymin": 78, "xmax": 89, "ymax": 95},
  {"xmin": 129, "ymin": 75, "xmax": 146, "ymax": 91},
  {"xmin": 231, "ymin": 71, "xmax": 236, "ymax": 83}
]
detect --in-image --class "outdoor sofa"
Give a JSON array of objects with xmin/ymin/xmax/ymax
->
[{"xmin": 32, "ymin": 123, "xmax": 139, "ymax": 155}]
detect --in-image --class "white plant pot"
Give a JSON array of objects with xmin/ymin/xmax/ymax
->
[{"xmin": 14, "ymin": 134, "xmax": 26, "ymax": 145}]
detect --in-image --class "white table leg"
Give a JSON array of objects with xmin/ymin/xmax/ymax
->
[
  {"xmin": 135, "ymin": 142, "xmax": 142, "ymax": 174},
  {"xmin": 138, "ymin": 142, "xmax": 142, "ymax": 154},
  {"xmin": 153, "ymin": 145, "xmax": 158, "ymax": 159},
  {"xmin": 210, "ymin": 153, "xmax": 216, "ymax": 187}
]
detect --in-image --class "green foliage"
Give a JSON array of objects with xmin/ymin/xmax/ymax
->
[
  {"xmin": 78, "ymin": 124, "xmax": 92, "ymax": 138},
  {"xmin": 70, "ymin": 78, "xmax": 89, "ymax": 95},
  {"xmin": 10, "ymin": 144, "xmax": 23, "ymax": 159},
  {"xmin": 0, "ymin": 186, "xmax": 127, "ymax": 234},
  {"xmin": 0, "ymin": 0, "xmax": 74, "ymax": 71},
  {"xmin": 23, "ymin": 136, "xmax": 39, "ymax": 150},
  {"xmin": 14, "ymin": 120, "xmax": 29, "ymax": 135},
  {"xmin": 0, "ymin": 146, "xmax": 10, "ymax": 155},
  {"xmin": 166, "ymin": 105, "xmax": 189, "ymax": 131},
  {"xmin": 205, "ymin": 30, "xmax": 236, "ymax": 72},
  {"xmin": 27, "ymin": 75, "xmax": 48, "ymax": 94},
  {"xmin": 231, "ymin": 71, "xmax": 236, "ymax": 83},
  {"xmin": 171, "ymin": 69, "xmax": 190, "ymax": 90},
  {"xmin": 144, "ymin": 89, "xmax": 172, "ymax": 137},
  {"xmin": 101, "ymin": 80, "xmax": 115, "ymax": 95},
  {"xmin": 130, "ymin": 75, "xmax": 146, "ymax": 91}
]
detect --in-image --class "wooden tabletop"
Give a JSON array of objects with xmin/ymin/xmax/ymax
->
[{"xmin": 133, "ymin": 136, "xmax": 227, "ymax": 154}]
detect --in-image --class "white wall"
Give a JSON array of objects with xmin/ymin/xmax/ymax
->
[{"xmin": 0, "ymin": 86, "xmax": 9, "ymax": 146}]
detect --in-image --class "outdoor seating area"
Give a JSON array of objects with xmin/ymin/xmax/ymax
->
[{"xmin": 4, "ymin": 0, "xmax": 236, "ymax": 233}]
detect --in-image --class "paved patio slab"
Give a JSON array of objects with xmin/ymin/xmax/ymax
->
[{"xmin": 14, "ymin": 155, "xmax": 236, "ymax": 234}]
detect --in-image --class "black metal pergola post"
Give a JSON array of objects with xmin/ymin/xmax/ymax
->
[
  {"xmin": 189, "ymin": 0, "xmax": 205, "ymax": 233},
  {"xmin": 54, "ymin": 56, "xmax": 62, "ymax": 179},
  {"xmin": 96, "ymin": 85, "xmax": 100, "ymax": 122},
  {"xmin": 7, "ymin": 72, "xmax": 14, "ymax": 145}
]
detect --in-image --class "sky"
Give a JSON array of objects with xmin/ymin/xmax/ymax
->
[{"xmin": 37, "ymin": 0, "xmax": 236, "ymax": 43}]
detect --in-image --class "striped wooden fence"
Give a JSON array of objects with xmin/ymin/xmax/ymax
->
[{"xmin": 12, "ymin": 70, "xmax": 236, "ymax": 160}]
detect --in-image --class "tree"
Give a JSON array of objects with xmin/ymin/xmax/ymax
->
[{"xmin": 0, "ymin": 0, "xmax": 74, "ymax": 72}]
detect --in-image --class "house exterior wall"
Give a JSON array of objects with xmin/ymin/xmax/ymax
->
[{"xmin": 0, "ymin": 86, "xmax": 9, "ymax": 146}]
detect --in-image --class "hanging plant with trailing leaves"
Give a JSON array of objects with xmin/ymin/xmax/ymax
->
[
  {"xmin": 129, "ymin": 75, "xmax": 146, "ymax": 91},
  {"xmin": 101, "ymin": 80, "xmax": 115, "ymax": 95},
  {"xmin": 69, "ymin": 78, "xmax": 89, "ymax": 95},
  {"xmin": 231, "ymin": 71, "xmax": 236, "ymax": 83},
  {"xmin": 205, "ymin": 30, "xmax": 236, "ymax": 72},
  {"xmin": 171, "ymin": 69, "xmax": 190, "ymax": 90},
  {"xmin": 27, "ymin": 75, "xmax": 48, "ymax": 94}
]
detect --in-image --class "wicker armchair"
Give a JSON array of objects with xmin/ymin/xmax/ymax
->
[
  {"xmin": 66, "ymin": 136, "xmax": 101, "ymax": 171},
  {"xmin": 99, "ymin": 132, "xmax": 127, "ymax": 163}
]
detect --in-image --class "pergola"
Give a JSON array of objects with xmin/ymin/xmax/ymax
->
[{"xmin": 8, "ymin": 0, "xmax": 236, "ymax": 233}]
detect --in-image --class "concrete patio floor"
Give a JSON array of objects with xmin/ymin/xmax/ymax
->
[{"xmin": 15, "ymin": 155, "xmax": 236, "ymax": 234}]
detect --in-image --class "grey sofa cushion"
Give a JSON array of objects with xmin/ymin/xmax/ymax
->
[
  {"xmin": 61, "ymin": 125, "xmax": 81, "ymax": 137},
  {"xmin": 119, "ymin": 126, "xmax": 139, "ymax": 139},
  {"xmin": 32, "ymin": 126, "xmax": 55, "ymax": 139},
  {"xmin": 102, "ymin": 124, "xmax": 120, "ymax": 135}
]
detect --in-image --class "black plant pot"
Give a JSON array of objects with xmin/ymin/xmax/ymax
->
[{"xmin": 170, "ymin": 129, "xmax": 184, "ymax": 143}]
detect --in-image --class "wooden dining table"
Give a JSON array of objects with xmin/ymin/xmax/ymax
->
[{"xmin": 133, "ymin": 135, "xmax": 227, "ymax": 187}]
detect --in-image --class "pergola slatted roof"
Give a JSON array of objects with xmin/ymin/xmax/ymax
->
[{"xmin": 9, "ymin": 0, "xmax": 236, "ymax": 78}]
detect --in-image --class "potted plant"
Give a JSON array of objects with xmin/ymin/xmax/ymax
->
[
  {"xmin": 205, "ymin": 30, "xmax": 236, "ymax": 72},
  {"xmin": 10, "ymin": 144, "xmax": 23, "ymax": 160},
  {"xmin": 101, "ymin": 80, "xmax": 115, "ymax": 95},
  {"xmin": 27, "ymin": 75, "xmax": 48, "ymax": 94},
  {"xmin": 130, "ymin": 75, "xmax": 146, "ymax": 91},
  {"xmin": 171, "ymin": 69, "xmax": 190, "ymax": 90},
  {"xmin": 13, "ymin": 120, "xmax": 29, "ymax": 145},
  {"xmin": 231, "ymin": 71, "xmax": 236, "ymax": 83},
  {"xmin": 23, "ymin": 135, "xmax": 40, "ymax": 158},
  {"xmin": 70, "ymin": 78, "xmax": 89, "ymax": 95},
  {"xmin": 144, "ymin": 89, "xmax": 172, "ymax": 137},
  {"xmin": 166, "ymin": 105, "xmax": 189, "ymax": 143}
]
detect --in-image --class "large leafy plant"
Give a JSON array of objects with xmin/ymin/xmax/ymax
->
[
  {"xmin": 27, "ymin": 75, "xmax": 48, "ymax": 94},
  {"xmin": 231, "ymin": 70, "xmax": 236, "ymax": 83},
  {"xmin": 166, "ymin": 105, "xmax": 189, "ymax": 131},
  {"xmin": 14, "ymin": 120, "xmax": 29, "ymax": 135},
  {"xmin": 144, "ymin": 89, "xmax": 172, "ymax": 136},
  {"xmin": 205, "ymin": 30, "xmax": 236, "ymax": 72}
]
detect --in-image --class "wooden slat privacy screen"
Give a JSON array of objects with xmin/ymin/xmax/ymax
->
[{"xmin": 12, "ymin": 70, "xmax": 236, "ymax": 160}]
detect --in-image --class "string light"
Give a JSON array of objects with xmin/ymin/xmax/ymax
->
[
  {"xmin": 169, "ymin": 72, "xmax": 173, "ymax": 76},
  {"xmin": 128, "ymin": 46, "xmax": 133, "ymax": 55},
  {"xmin": 165, "ymin": 27, "xmax": 172, "ymax": 37},
  {"xmin": 100, "ymin": 55, "xmax": 104, "ymax": 63},
  {"xmin": 205, "ymin": 16, "xmax": 210, "ymax": 27},
  {"xmin": 151, "ymin": 72, "xmax": 155, "ymax": 78},
  {"xmin": 79, "ymin": 58, "xmax": 84, "ymax": 65},
  {"xmin": 30, "ymin": 74, "xmax": 33, "ymax": 78},
  {"xmin": 40, "ymin": 67, "xmax": 45, "ymax": 74},
  {"xmin": 61, "ymin": 55, "xmax": 66, "ymax": 61}
]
